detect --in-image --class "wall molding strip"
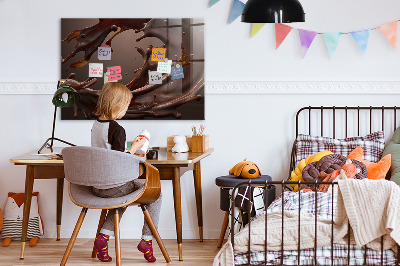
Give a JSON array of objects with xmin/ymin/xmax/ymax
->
[{"xmin": 1, "ymin": 81, "xmax": 400, "ymax": 95}]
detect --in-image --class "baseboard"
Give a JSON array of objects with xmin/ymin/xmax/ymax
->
[{"xmin": 1, "ymin": 81, "xmax": 400, "ymax": 94}]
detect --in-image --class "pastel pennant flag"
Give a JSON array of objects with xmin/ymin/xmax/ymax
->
[
  {"xmin": 275, "ymin": 23, "xmax": 293, "ymax": 49},
  {"xmin": 351, "ymin": 29, "xmax": 370, "ymax": 55},
  {"xmin": 209, "ymin": 0, "xmax": 220, "ymax": 7},
  {"xmin": 251, "ymin": 23, "xmax": 266, "ymax": 38},
  {"xmin": 298, "ymin": 29, "xmax": 317, "ymax": 58},
  {"xmin": 378, "ymin": 21, "xmax": 398, "ymax": 50},
  {"xmin": 323, "ymin": 33, "xmax": 341, "ymax": 58},
  {"xmin": 229, "ymin": 0, "xmax": 245, "ymax": 24}
]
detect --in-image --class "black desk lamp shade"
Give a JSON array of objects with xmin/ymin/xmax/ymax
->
[
  {"xmin": 241, "ymin": 0, "xmax": 305, "ymax": 23},
  {"xmin": 38, "ymin": 81, "xmax": 80, "ymax": 154}
]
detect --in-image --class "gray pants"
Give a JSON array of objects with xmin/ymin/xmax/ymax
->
[{"xmin": 92, "ymin": 180, "xmax": 162, "ymax": 240}]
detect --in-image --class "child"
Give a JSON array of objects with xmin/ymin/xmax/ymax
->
[{"xmin": 91, "ymin": 82, "xmax": 162, "ymax": 263}]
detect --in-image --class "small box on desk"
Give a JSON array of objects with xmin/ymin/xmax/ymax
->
[{"xmin": 191, "ymin": 135, "xmax": 209, "ymax": 153}]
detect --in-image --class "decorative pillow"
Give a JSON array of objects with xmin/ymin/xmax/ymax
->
[
  {"xmin": 382, "ymin": 126, "xmax": 400, "ymax": 184},
  {"xmin": 302, "ymin": 154, "xmax": 368, "ymax": 189},
  {"xmin": 295, "ymin": 131, "xmax": 385, "ymax": 166},
  {"xmin": 348, "ymin": 146, "xmax": 391, "ymax": 180},
  {"xmin": 1, "ymin": 192, "xmax": 44, "ymax": 247},
  {"xmin": 289, "ymin": 150, "xmax": 333, "ymax": 191}
]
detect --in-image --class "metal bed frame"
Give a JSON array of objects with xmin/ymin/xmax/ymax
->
[{"xmin": 230, "ymin": 106, "xmax": 400, "ymax": 266}]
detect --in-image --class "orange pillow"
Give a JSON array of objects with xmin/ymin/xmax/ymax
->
[{"xmin": 347, "ymin": 146, "xmax": 391, "ymax": 180}]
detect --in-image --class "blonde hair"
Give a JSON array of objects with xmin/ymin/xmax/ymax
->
[{"xmin": 95, "ymin": 82, "xmax": 133, "ymax": 120}]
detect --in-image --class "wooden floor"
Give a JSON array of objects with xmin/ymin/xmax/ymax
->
[{"xmin": 0, "ymin": 239, "xmax": 221, "ymax": 265}]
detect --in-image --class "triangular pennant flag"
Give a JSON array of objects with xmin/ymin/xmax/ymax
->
[
  {"xmin": 209, "ymin": 0, "xmax": 220, "ymax": 7},
  {"xmin": 351, "ymin": 29, "xmax": 370, "ymax": 55},
  {"xmin": 275, "ymin": 23, "xmax": 293, "ymax": 49},
  {"xmin": 323, "ymin": 33, "xmax": 341, "ymax": 58},
  {"xmin": 229, "ymin": 0, "xmax": 245, "ymax": 24},
  {"xmin": 378, "ymin": 21, "xmax": 398, "ymax": 50},
  {"xmin": 298, "ymin": 29, "xmax": 317, "ymax": 58},
  {"xmin": 251, "ymin": 23, "xmax": 266, "ymax": 38}
]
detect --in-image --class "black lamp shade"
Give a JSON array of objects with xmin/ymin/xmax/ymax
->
[
  {"xmin": 52, "ymin": 83, "xmax": 79, "ymax": 108},
  {"xmin": 242, "ymin": 0, "xmax": 305, "ymax": 23}
]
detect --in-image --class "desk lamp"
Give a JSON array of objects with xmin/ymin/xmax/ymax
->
[
  {"xmin": 241, "ymin": 0, "xmax": 305, "ymax": 23},
  {"xmin": 38, "ymin": 80, "xmax": 79, "ymax": 154}
]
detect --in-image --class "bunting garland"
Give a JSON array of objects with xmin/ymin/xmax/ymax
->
[
  {"xmin": 323, "ymin": 33, "xmax": 341, "ymax": 58},
  {"xmin": 298, "ymin": 30, "xmax": 317, "ymax": 58},
  {"xmin": 378, "ymin": 21, "xmax": 397, "ymax": 50},
  {"xmin": 208, "ymin": 1, "xmax": 399, "ymax": 58},
  {"xmin": 251, "ymin": 23, "xmax": 266, "ymax": 38},
  {"xmin": 209, "ymin": 0, "xmax": 220, "ymax": 7},
  {"xmin": 351, "ymin": 29, "xmax": 370, "ymax": 55},
  {"xmin": 229, "ymin": 0, "xmax": 245, "ymax": 24},
  {"xmin": 275, "ymin": 23, "xmax": 292, "ymax": 49}
]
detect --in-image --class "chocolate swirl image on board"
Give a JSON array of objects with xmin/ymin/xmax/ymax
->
[{"xmin": 61, "ymin": 18, "xmax": 205, "ymax": 120}]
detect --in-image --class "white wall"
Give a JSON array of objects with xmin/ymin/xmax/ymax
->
[{"xmin": 1, "ymin": 0, "xmax": 400, "ymax": 240}]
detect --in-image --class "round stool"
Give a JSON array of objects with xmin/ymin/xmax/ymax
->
[{"xmin": 215, "ymin": 175, "xmax": 275, "ymax": 248}]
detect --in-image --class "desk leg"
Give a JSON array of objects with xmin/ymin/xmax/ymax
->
[
  {"xmin": 172, "ymin": 167, "xmax": 183, "ymax": 261},
  {"xmin": 56, "ymin": 178, "xmax": 64, "ymax": 241},
  {"xmin": 20, "ymin": 165, "xmax": 34, "ymax": 259},
  {"xmin": 193, "ymin": 161, "xmax": 203, "ymax": 242}
]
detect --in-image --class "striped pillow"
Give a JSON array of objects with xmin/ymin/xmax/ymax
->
[
  {"xmin": 294, "ymin": 131, "xmax": 385, "ymax": 166},
  {"xmin": 1, "ymin": 217, "xmax": 41, "ymax": 240}
]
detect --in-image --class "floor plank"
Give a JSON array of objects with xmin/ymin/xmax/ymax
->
[{"xmin": 0, "ymin": 239, "xmax": 221, "ymax": 265}]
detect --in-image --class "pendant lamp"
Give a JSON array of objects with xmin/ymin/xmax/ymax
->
[
  {"xmin": 242, "ymin": 0, "xmax": 305, "ymax": 23},
  {"xmin": 38, "ymin": 80, "xmax": 79, "ymax": 154}
]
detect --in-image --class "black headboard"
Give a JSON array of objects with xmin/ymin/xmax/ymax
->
[{"xmin": 289, "ymin": 106, "xmax": 400, "ymax": 179}]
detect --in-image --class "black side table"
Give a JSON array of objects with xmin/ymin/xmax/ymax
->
[{"xmin": 215, "ymin": 175, "xmax": 275, "ymax": 248}]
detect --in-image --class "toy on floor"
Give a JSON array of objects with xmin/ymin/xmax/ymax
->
[
  {"xmin": 1, "ymin": 192, "xmax": 44, "ymax": 247},
  {"xmin": 229, "ymin": 159, "xmax": 261, "ymax": 179}
]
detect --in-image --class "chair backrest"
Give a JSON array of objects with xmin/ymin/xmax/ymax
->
[{"xmin": 62, "ymin": 146, "xmax": 145, "ymax": 187}]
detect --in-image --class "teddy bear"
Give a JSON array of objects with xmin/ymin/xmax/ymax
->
[
  {"xmin": 229, "ymin": 159, "xmax": 261, "ymax": 179},
  {"xmin": 1, "ymin": 192, "xmax": 44, "ymax": 247},
  {"xmin": 172, "ymin": 135, "xmax": 189, "ymax": 153}
]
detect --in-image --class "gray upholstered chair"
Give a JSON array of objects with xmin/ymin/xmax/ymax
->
[{"xmin": 60, "ymin": 146, "xmax": 171, "ymax": 265}]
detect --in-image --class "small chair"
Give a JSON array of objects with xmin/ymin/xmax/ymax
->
[{"xmin": 60, "ymin": 146, "xmax": 171, "ymax": 265}]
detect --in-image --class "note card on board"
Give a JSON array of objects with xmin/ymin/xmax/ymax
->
[
  {"xmin": 151, "ymin": 48, "xmax": 167, "ymax": 62},
  {"xmin": 98, "ymin": 46, "xmax": 111, "ymax": 60},
  {"xmin": 149, "ymin": 71, "xmax": 162, "ymax": 84},
  {"xmin": 89, "ymin": 63, "xmax": 103, "ymax": 77},
  {"xmin": 106, "ymin": 66, "xmax": 122, "ymax": 81},
  {"xmin": 171, "ymin": 65, "xmax": 184, "ymax": 80},
  {"xmin": 104, "ymin": 72, "xmax": 117, "ymax": 84},
  {"xmin": 157, "ymin": 60, "xmax": 172, "ymax": 74}
]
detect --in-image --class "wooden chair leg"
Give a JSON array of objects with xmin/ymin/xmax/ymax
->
[
  {"xmin": 141, "ymin": 205, "xmax": 171, "ymax": 263},
  {"xmin": 114, "ymin": 210, "xmax": 121, "ymax": 266},
  {"xmin": 91, "ymin": 209, "xmax": 108, "ymax": 258},
  {"xmin": 60, "ymin": 208, "xmax": 88, "ymax": 266},
  {"xmin": 217, "ymin": 211, "xmax": 230, "ymax": 248}
]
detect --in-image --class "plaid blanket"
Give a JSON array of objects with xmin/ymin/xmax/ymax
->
[
  {"xmin": 234, "ymin": 244, "xmax": 397, "ymax": 265},
  {"xmin": 234, "ymin": 191, "xmax": 397, "ymax": 265}
]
